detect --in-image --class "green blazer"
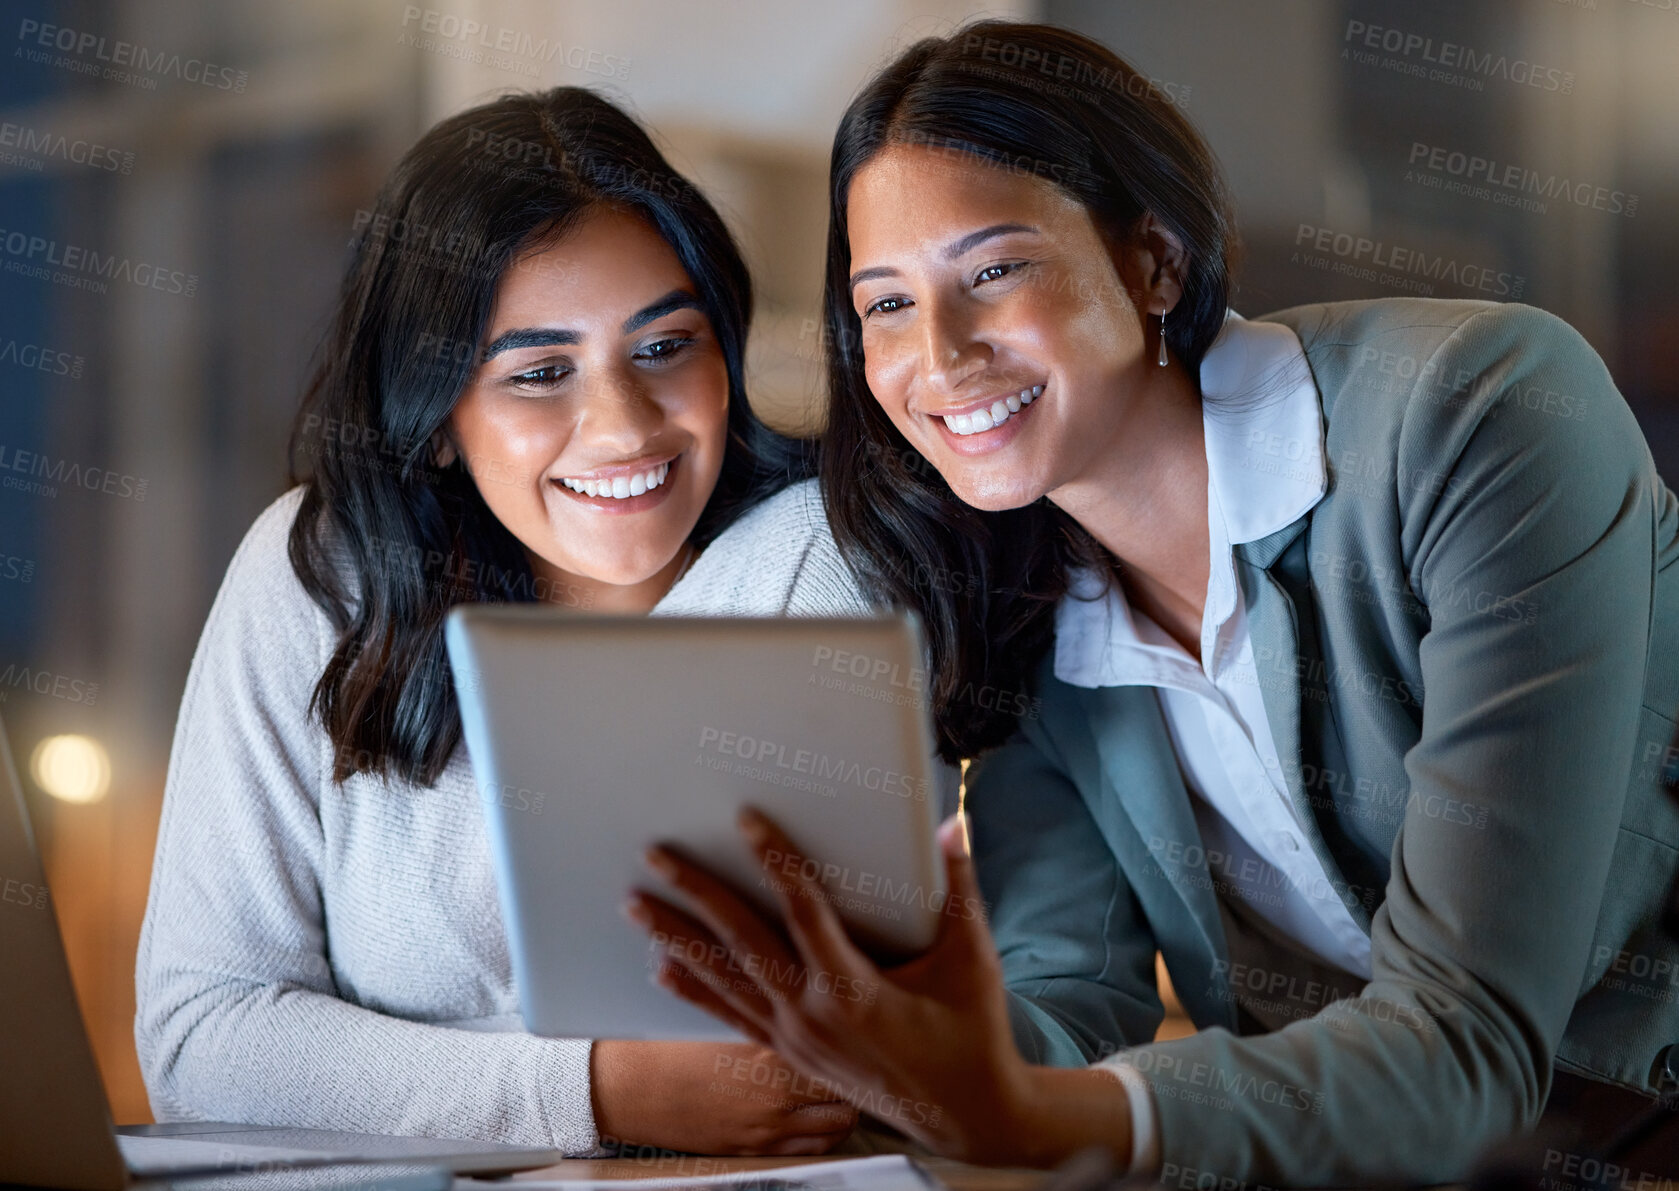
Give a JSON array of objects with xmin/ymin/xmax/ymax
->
[{"xmin": 964, "ymin": 297, "xmax": 1679, "ymax": 1186}]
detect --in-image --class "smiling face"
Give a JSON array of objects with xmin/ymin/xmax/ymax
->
[
  {"xmin": 845, "ymin": 143, "xmax": 1172, "ymax": 512},
  {"xmin": 443, "ymin": 205, "xmax": 729, "ymax": 612}
]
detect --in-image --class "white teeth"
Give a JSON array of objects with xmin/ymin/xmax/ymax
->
[
  {"xmin": 939, "ymin": 386, "xmax": 1044, "ymax": 436},
  {"xmin": 559, "ymin": 461, "xmax": 671, "ymax": 499}
]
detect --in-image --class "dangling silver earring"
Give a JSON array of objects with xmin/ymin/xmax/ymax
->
[{"xmin": 1158, "ymin": 310, "xmax": 1169, "ymax": 366}]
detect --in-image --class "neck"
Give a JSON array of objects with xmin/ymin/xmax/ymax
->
[
  {"xmin": 1047, "ymin": 358, "xmax": 1210, "ymax": 650},
  {"xmin": 526, "ymin": 541, "xmax": 696, "ymax": 616}
]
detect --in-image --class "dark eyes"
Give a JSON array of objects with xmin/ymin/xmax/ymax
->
[
  {"xmin": 634, "ymin": 336, "xmax": 695, "ymax": 363},
  {"xmin": 860, "ymin": 261, "xmax": 1029, "ymax": 319},
  {"xmin": 509, "ymin": 363, "xmax": 571, "ymax": 391},
  {"xmin": 506, "ymin": 337, "xmax": 695, "ymax": 392}
]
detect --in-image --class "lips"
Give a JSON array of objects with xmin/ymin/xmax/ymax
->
[
  {"xmin": 936, "ymin": 385, "xmax": 1043, "ymax": 436},
  {"xmin": 550, "ymin": 455, "xmax": 679, "ymax": 512},
  {"xmin": 558, "ymin": 460, "xmax": 670, "ymax": 500}
]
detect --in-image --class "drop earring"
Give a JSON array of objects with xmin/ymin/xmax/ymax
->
[{"xmin": 1158, "ymin": 309, "xmax": 1169, "ymax": 367}]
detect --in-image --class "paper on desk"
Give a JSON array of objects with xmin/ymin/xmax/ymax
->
[{"xmin": 455, "ymin": 1153, "xmax": 940, "ymax": 1191}]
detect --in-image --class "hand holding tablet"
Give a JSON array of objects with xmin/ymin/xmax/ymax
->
[{"xmin": 444, "ymin": 609, "xmax": 959, "ymax": 1040}]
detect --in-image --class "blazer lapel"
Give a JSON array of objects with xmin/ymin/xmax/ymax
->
[{"xmin": 1079, "ymin": 682, "xmax": 1237, "ymax": 1030}]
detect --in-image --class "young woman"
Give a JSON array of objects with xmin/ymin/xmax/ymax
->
[
  {"xmin": 628, "ymin": 22, "xmax": 1679, "ymax": 1184},
  {"xmin": 134, "ymin": 87, "xmax": 875, "ymax": 1157}
]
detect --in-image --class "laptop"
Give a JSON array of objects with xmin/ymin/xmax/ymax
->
[
  {"xmin": 0, "ymin": 714, "xmax": 564, "ymax": 1188},
  {"xmin": 444, "ymin": 610, "xmax": 957, "ymax": 1041}
]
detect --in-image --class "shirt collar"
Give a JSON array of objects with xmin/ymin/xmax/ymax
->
[
  {"xmin": 1053, "ymin": 310, "xmax": 1326, "ymax": 689},
  {"xmin": 1200, "ymin": 310, "xmax": 1326, "ymax": 545}
]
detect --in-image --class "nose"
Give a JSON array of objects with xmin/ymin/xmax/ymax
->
[
  {"xmin": 918, "ymin": 297, "xmax": 990, "ymax": 396},
  {"xmin": 575, "ymin": 364, "xmax": 662, "ymax": 453}
]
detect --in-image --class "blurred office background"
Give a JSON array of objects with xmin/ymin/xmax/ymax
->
[{"xmin": 1, "ymin": 0, "xmax": 1674, "ymax": 1123}]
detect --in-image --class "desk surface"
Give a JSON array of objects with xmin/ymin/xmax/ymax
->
[{"xmin": 501, "ymin": 1156, "xmax": 1046, "ymax": 1191}]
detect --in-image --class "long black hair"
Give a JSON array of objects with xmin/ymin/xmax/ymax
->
[
  {"xmin": 288, "ymin": 86, "xmax": 808, "ymax": 786},
  {"xmin": 819, "ymin": 21, "xmax": 1238, "ymax": 761}
]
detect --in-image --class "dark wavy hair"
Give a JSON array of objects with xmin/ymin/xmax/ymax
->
[
  {"xmin": 819, "ymin": 21, "xmax": 1238, "ymax": 761},
  {"xmin": 288, "ymin": 86, "xmax": 809, "ymax": 786}
]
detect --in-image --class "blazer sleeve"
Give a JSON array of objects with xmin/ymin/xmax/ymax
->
[
  {"xmin": 134, "ymin": 493, "xmax": 599, "ymax": 1153},
  {"xmin": 965, "ymin": 715, "xmax": 1165, "ymax": 1067},
  {"xmin": 1105, "ymin": 304, "xmax": 1662, "ymax": 1185}
]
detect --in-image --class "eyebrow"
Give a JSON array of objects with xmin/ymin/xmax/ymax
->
[
  {"xmin": 481, "ymin": 327, "xmax": 578, "ymax": 360},
  {"xmin": 621, "ymin": 288, "xmax": 702, "ymax": 334},
  {"xmin": 847, "ymin": 223, "xmax": 1040, "ymax": 293},
  {"xmin": 480, "ymin": 289, "xmax": 702, "ymax": 360}
]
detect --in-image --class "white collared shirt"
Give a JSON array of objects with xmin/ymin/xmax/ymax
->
[{"xmin": 1062, "ymin": 313, "xmax": 1372, "ymax": 1172}]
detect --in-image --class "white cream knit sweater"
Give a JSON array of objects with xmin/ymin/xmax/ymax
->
[{"xmin": 134, "ymin": 478, "xmax": 889, "ymax": 1152}]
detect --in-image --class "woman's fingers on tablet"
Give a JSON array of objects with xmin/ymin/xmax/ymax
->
[
  {"xmin": 640, "ymin": 843, "xmax": 797, "ymax": 983},
  {"xmin": 739, "ymin": 808, "xmax": 873, "ymax": 982},
  {"xmin": 627, "ymin": 890, "xmax": 780, "ymax": 1027},
  {"xmin": 652, "ymin": 958, "xmax": 774, "ymax": 1044}
]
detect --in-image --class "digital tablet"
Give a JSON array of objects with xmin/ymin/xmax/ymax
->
[{"xmin": 444, "ymin": 608, "xmax": 956, "ymax": 1040}]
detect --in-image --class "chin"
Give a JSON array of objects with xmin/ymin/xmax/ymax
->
[
  {"xmin": 577, "ymin": 556, "xmax": 671, "ymax": 590},
  {"xmin": 949, "ymin": 476, "xmax": 1047, "ymax": 513}
]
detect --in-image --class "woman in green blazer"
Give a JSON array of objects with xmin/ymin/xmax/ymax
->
[{"xmin": 626, "ymin": 20, "xmax": 1679, "ymax": 1185}]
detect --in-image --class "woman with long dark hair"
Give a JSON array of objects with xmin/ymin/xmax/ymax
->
[
  {"xmin": 630, "ymin": 21, "xmax": 1679, "ymax": 1183},
  {"xmin": 135, "ymin": 86, "xmax": 870, "ymax": 1156}
]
